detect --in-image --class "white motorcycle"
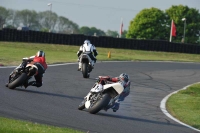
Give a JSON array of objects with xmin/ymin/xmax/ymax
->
[
  {"xmin": 78, "ymin": 76, "xmax": 124, "ymax": 114},
  {"xmin": 79, "ymin": 53, "xmax": 94, "ymax": 78}
]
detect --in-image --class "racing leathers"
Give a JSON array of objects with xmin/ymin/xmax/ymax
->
[
  {"xmin": 91, "ymin": 76, "xmax": 130, "ymax": 112},
  {"xmin": 77, "ymin": 42, "xmax": 98, "ymax": 70}
]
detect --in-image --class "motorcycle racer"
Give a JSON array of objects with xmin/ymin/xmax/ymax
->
[
  {"xmin": 77, "ymin": 40, "xmax": 98, "ymax": 71},
  {"xmin": 6, "ymin": 50, "xmax": 47, "ymax": 88},
  {"xmin": 91, "ymin": 73, "xmax": 130, "ymax": 112}
]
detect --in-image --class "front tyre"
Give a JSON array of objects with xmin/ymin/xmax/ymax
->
[
  {"xmin": 8, "ymin": 73, "xmax": 27, "ymax": 89},
  {"xmin": 78, "ymin": 99, "xmax": 86, "ymax": 110},
  {"xmin": 89, "ymin": 93, "xmax": 111, "ymax": 114},
  {"xmin": 82, "ymin": 63, "xmax": 89, "ymax": 78}
]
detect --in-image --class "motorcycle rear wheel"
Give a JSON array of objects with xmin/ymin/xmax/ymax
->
[
  {"xmin": 82, "ymin": 63, "xmax": 89, "ymax": 78},
  {"xmin": 89, "ymin": 93, "xmax": 111, "ymax": 114},
  {"xmin": 8, "ymin": 73, "xmax": 27, "ymax": 89}
]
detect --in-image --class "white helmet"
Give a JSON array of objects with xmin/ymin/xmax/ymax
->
[
  {"xmin": 84, "ymin": 40, "xmax": 90, "ymax": 44},
  {"xmin": 36, "ymin": 50, "xmax": 45, "ymax": 57}
]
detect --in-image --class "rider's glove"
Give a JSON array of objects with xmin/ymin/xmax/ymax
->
[{"xmin": 22, "ymin": 57, "xmax": 29, "ymax": 61}]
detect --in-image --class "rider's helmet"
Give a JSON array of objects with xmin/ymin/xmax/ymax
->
[
  {"xmin": 36, "ymin": 50, "xmax": 45, "ymax": 57},
  {"xmin": 119, "ymin": 73, "xmax": 129, "ymax": 83},
  {"xmin": 84, "ymin": 40, "xmax": 90, "ymax": 44}
]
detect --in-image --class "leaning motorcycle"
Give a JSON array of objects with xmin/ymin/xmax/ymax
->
[
  {"xmin": 79, "ymin": 53, "xmax": 93, "ymax": 78},
  {"xmin": 6, "ymin": 60, "xmax": 38, "ymax": 89},
  {"xmin": 78, "ymin": 76, "xmax": 124, "ymax": 114}
]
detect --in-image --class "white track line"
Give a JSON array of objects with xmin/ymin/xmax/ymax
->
[{"xmin": 160, "ymin": 83, "xmax": 200, "ymax": 132}]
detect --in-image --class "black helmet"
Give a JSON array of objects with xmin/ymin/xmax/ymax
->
[
  {"xmin": 119, "ymin": 73, "xmax": 129, "ymax": 82},
  {"xmin": 36, "ymin": 50, "xmax": 45, "ymax": 57}
]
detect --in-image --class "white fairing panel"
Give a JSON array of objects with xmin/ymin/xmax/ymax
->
[
  {"xmin": 85, "ymin": 101, "xmax": 91, "ymax": 109},
  {"xmin": 103, "ymin": 83, "xmax": 124, "ymax": 94}
]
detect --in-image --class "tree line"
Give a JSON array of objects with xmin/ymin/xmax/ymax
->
[
  {"xmin": 0, "ymin": 6, "xmax": 125, "ymax": 37},
  {"xmin": 127, "ymin": 5, "xmax": 200, "ymax": 44},
  {"xmin": 0, "ymin": 5, "xmax": 200, "ymax": 44}
]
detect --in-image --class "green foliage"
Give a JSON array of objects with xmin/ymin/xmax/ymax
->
[
  {"xmin": 106, "ymin": 30, "xmax": 118, "ymax": 37},
  {"xmin": 15, "ymin": 9, "xmax": 39, "ymax": 30},
  {"xmin": 127, "ymin": 5, "xmax": 200, "ymax": 44},
  {"xmin": 121, "ymin": 30, "xmax": 127, "ymax": 38},
  {"xmin": 166, "ymin": 5, "xmax": 200, "ymax": 44},
  {"xmin": 41, "ymin": 28, "xmax": 50, "ymax": 32},
  {"xmin": 0, "ymin": 6, "xmax": 80, "ymax": 33},
  {"xmin": 0, "ymin": 6, "xmax": 9, "ymax": 28},
  {"xmin": 126, "ymin": 7, "xmax": 167, "ymax": 40},
  {"xmin": 38, "ymin": 11, "xmax": 58, "ymax": 31},
  {"xmin": 79, "ymin": 26, "xmax": 105, "ymax": 36},
  {"xmin": 57, "ymin": 16, "xmax": 79, "ymax": 34}
]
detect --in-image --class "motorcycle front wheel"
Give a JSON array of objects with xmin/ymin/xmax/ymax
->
[
  {"xmin": 78, "ymin": 99, "xmax": 86, "ymax": 110},
  {"xmin": 89, "ymin": 93, "xmax": 111, "ymax": 114},
  {"xmin": 8, "ymin": 73, "xmax": 27, "ymax": 89}
]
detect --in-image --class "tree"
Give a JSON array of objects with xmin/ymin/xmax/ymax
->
[
  {"xmin": 6, "ymin": 9, "xmax": 17, "ymax": 28},
  {"xmin": 57, "ymin": 16, "xmax": 79, "ymax": 34},
  {"xmin": 106, "ymin": 30, "xmax": 118, "ymax": 37},
  {"xmin": 14, "ymin": 9, "xmax": 40, "ymax": 30},
  {"xmin": 126, "ymin": 7, "xmax": 167, "ymax": 40},
  {"xmin": 38, "ymin": 11, "xmax": 58, "ymax": 32},
  {"xmin": 166, "ymin": 5, "xmax": 200, "ymax": 44},
  {"xmin": 90, "ymin": 27, "xmax": 105, "ymax": 36},
  {"xmin": 0, "ymin": 6, "xmax": 9, "ymax": 28},
  {"xmin": 121, "ymin": 30, "xmax": 127, "ymax": 38},
  {"xmin": 80, "ymin": 26, "xmax": 105, "ymax": 36}
]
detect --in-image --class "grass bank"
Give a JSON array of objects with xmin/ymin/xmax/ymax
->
[
  {"xmin": 1, "ymin": 41, "xmax": 200, "ymax": 66},
  {"xmin": 1, "ymin": 41, "xmax": 200, "ymax": 132},
  {"xmin": 167, "ymin": 83, "xmax": 200, "ymax": 130},
  {"xmin": 0, "ymin": 117, "xmax": 83, "ymax": 133}
]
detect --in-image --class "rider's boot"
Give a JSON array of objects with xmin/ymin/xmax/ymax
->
[
  {"xmin": 77, "ymin": 62, "xmax": 81, "ymax": 71},
  {"xmin": 91, "ymin": 60, "xmax": 94, "ymax": 69},
  {"xmin": 112, "ymin": 101, "xmax": 120, "ymax": 112}
]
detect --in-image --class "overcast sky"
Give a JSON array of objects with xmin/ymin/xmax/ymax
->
[{"xmin": 1, "ymin": 0, "xmax": 200, "ymax": 32}]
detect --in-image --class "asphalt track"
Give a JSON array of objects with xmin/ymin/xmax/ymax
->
[{"xmin": 0, "ymin": 61, "xmax": 200, "ymax": 133}]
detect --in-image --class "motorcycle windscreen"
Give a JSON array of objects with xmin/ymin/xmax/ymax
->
[{"xmin": 103, "ymin": 83, "xmax": 124, "ymax": 94}]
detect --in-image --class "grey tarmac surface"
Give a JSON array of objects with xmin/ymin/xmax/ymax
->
[{"xmin": 0, "ymin": 61, "xmax": 199, "ymax": 133}]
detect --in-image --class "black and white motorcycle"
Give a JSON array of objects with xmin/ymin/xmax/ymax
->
[
  {"xmin": 78, "ymin": 76, "xmax": 124, "ymax": 114},
  {"xmin": 79, "ymin": 53, "xmax": 94, "ymax": 78}
]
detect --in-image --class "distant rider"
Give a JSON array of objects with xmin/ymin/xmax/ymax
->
[
  {"xmin": 77, "ymin": 40, "xmax": 98, "ymax": 71},
  {"xmin": 91, "ymin": 73, "xmax": 130, "ymax": 112},
  {"xmin": 7, "ymin": 50, "xmax": 48, "ymax": 88}
]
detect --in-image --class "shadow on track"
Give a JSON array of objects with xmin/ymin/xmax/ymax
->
[
  {"xmin": 97, "ymin": 112, "xmax": 184, "ymax": 128},
  {"xmin": 14, "ymin": 88, "xmax": 83, "ymax": 100}
]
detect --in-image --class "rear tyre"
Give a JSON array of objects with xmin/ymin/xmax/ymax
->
[
  {"xmin": 82, "ymin": 63, "xmax": 89, "ymax": 78},
  {"xmin": 8, "ymin": 73, "xmax": 27, "ymax": 89},
  {"xmin": 89, "ymin": 93, "xmax": 111, "ymax": 114}
]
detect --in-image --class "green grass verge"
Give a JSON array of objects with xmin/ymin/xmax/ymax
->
[
  {"xmin": 1, "ymin": 41, "xmax": 200, "ymax": 66},
  {"xmin": 1, "ymin": 41, "xmax": 200, "ymax": 132},
  {"xmin": 0, "ymin": 117, "xmax": 83, "ymax": 133},
  {"xmin": 167, "ymin": 83, "xmax": 200, "ymax": 130}
]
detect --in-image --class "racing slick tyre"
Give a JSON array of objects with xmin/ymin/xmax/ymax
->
[
  {"xmin": 78, "ymin": 99, "xmax": 86, "ymax": 110},
  {"xmin": 82, "ymin": 63, "xmax": 89, "ymax": 78},
  {"xmin": 8, "ymin": 73, "xmax": 27, "ymax": 89},
  {"xmin": 89, "ymin": 93, "xmax": 111, "ymax": 114}
]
